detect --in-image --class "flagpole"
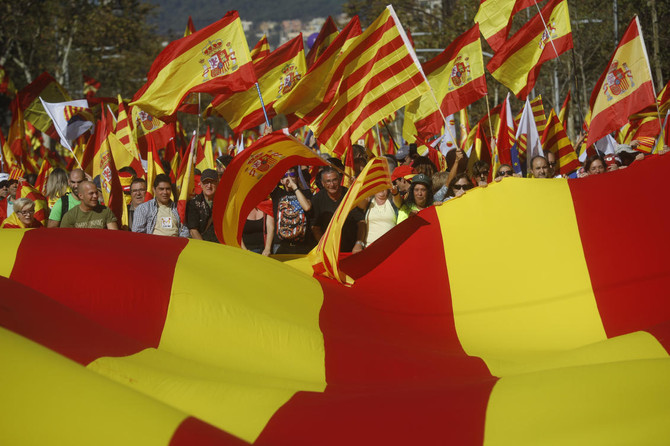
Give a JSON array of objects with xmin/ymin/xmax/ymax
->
[
  {"xmin": 375, "ymin": 124, "xmax": 384, "ymax": 155},
  {"xmin": 569, "ymin": 49, "xmax": 586, "ymax": 126},
  {"xmin": 483, "ymin": 93, "xmax": 496, "ymax": 143},
  {"xmin": 255, "ymin": 83, "xmax": 272, "ymax": 129},
  {"xmin": 425, "ymin": 84, "xmax": 461, "ymax": 149},
  {"xmin": 382, "ymin": 121, "xmax": 399, "ymax": 152}
]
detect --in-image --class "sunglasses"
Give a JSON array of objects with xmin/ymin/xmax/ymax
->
[
  {"xmin": 284, "ymin": 172, "xmax": 297, "ymax": 178},
  {"xmin": 498, "ymin": 170, "xmax": 513, "ymax": 177},
  {"xmin": 453, "ymin": 183, "xmax": 471, "ymax": 191}
]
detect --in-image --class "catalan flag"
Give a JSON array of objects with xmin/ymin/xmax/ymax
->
[
  {"xmin": 558, "ymin": 90, "xmax": 571, "ymax": 128},
  {"xmin": 213, "ymin": 132, "xmax": 327, "ymax": 247},
  {"xmin": 487, "ymin": 0, "xmax": 573, "ymax": 100},
  {"xmin": 250, "ymin": 34, "xmax": 271, "ymax": 64},
  {"xmin": 131, "ymin": 11, "xmax": 257, "ymax": 119},
  {"xmin": 541, "ymin": 109, "xmax": 580, "ymax": 175},
  {"xmin": 309, "ymin": 157, "xmax": 391, "ymax": 285},
  {"xmin": 0, "ymin": 64, "xmax": 17, "ymax": 97},
  {"xmin": 474, "ymin": 0, "xmax": 535, "ymax": 51},
  {"xmin": 311, "ymin": 6, "xmax": 430, "ymax": 156},
  {"xmin": 115, "ymin": 96, "xmax": 144, "ymax": 175},
  {"xmin": 403, "ymin": 24, "xmax": 486, "ymax": 142},
  {"xmin": 515, "ymin": 97, "xmax": 544, "ymax": 173},
  {"xmin": 586, "ymin": 17, "xmax": 657, "ymax": 148},
  {"xmin": 83, "ymin": 75, "xmax": 101, "ymax": 99},
  {"xmin": 305, "ymin": 16, "xmax": 338, "ymax": 68},
  {"xmin": 514, "ymin": 95, "xmax": 547, "ymax": 135},
  {"xmin": 3, "ymin": 155, "xmax": 670, "ymax": 444},
  {"xmin": 207, "ymin": 34, "xmax": 306, "ymax": 133}
]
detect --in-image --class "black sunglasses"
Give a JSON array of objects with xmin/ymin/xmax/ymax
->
[
  {"xmin": 498, "ymin": 170, "xmax": 513, "ymax": 177},
  {"xmin": 453, "ymin": 183, "xmax": 471, "ymax": 191}
]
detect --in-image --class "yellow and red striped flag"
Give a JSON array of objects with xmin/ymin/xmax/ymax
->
[
  {"xmin": 33, "ymin": 158, "xmax": 53, "ymax": 194},
  {"xmin": 195, "ymin": 126, "xmax": 215, "ymax": 172},
  {"xmin": 83, "ymin": 75, "xmax": 100, "ymax": 99},
  {"xmin": 176, "ymin": 132, "xmax": 196, "ymax": 222},
  {"xmin": 213, "ymin": 132, "xmax": 327, "ymax": 247},
  {"xmin": 474, "ymin": 0, "xmax": 535, "ymax": 52},
  {"xmin": 586, "ymin": 17, "xmax": 657, "ymax": 148},
  {"xmin": 131, "ymin": 11, "xmax": 257, "ymax": 119},
  {"xmin": 403, "ymin": 24, "xmax": 486, "ymax": 143},
  {"xmin": 94, "ymin": 109, "xmax": 127, "ymax": 224},
  {"xmin": 0, "ymin": 64, "xmax": 17, "ymax": 97},
  {"xmin": 183, "ymin": 16, "xmax": 196, "ymax": 37},
  {"xmin": 115, "ymin": 95, "xmax": 144, "ymax": 176},
  {"xmin": 514, "ymin": 95, "xmax": 547, "ymax": 136},
  {"xmin": 487, "ymin": 0, "xmax": 573, "ymax": 100},
  {"xmin": 558, "ymin": 90, "xmax": 571, "ymax": 128},
  {"xmin": 541, "ymin": 109, "xmax": 580, "ymax": 175},
  {"xmin": 305, "ymin": 16, "xmax": 338, "ymax": 68},
  {"xmin": 309, "ymin": 156, "xmax": 391, "ymax": 285},
  {"xmin": 207, "ymin": 34, "xmax": 306, "ymax": 133},
  {"xmin": 8, "ymin": 97, "xmax": 27, "ymax": 161},
  {"xmin": 250, "ymin": 34, "xmax": 271, "ymax": 64},
  {"xmin": 311, "ymin": 6, "xmax": 430, "ymax": 156}
]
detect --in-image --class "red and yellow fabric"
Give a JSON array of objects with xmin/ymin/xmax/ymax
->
[
  {"xmin": 272, "ymin": 17, "xmax": 362, "ymax": 129},
  {"xmin": 622, "ymin": 109, "xmax": 661, "ymax": 153},
  {"xmin": 487, "ymin": 0, "xmax": 573, "ymax": 100},
  {"xmin": 207, "ymin": 34, "xmax": 306, "ymax": 134},
  {"xmin": 403, "ymin": 24, "xmax": 486, "ymax": 143},
  {"xmin": 250, "ymin": 34, "xmax": 271, "ymax": 64},
  {"xmin": 183, "ymin": 16, "xmax": 196, "ymax": 37},
  {"xmin": 16, "ymin": 72, "xmax": 71, "ymax": 139},
  {"xmin": 131, "ymin": 106, "xmax": 174, "ymax": 158},
  {"xmin": 311, "ymin": 6, "xmax": 430, "ymax": 156},
  {"xmin": 15, "ymin": 182, "xmax": 48, "ymax": 225},
  {"xmin": 83, "ymin": 75, "xmax": 101, "ymax": 99},
  {"xmin": 33, "ymin": 159, "xmax": 53, "ymax": 194},
  {"xmin": 131, "ymin": 11, "xmax": 257, "ymax": 119},
  {"xmin": 94, "ymin": 112, "xmax": 127, "ymax": 224},
  {"xmin": 176, "ymin": 134, "xmax": 196, "ymax": 223},
  {"xmin": 2, "ymin": 154, "xmax": 670, "ymax": 444},
  {"xmin": 586, "ymin": 17, "xmax": 657, "ymax": 148},
  {"xmin": 305, "ymin": 17, "xmax": 338, "ymax": 68},
  {"xmin": 657, "ymin": 79, "xmax": 670, "ymax": 115},
  {"xmin": 213, "ymin": 132, "xmax": 327, "ymax": 247},
  {"xmin": 114, "ymin": 96, "xmax": 144, "ymax": 176},
  {"xmin": 541, "ymin": 109, "xmax": 580, "ymax": 175},
  {"xmin": 8, "ymin": 97, "xmax": 28, "ymax": 161},
  {"xmin": 195, "ymin": 127, "xmax": 215, "ymax": 172},
  {"xmin": 309, "ymin": 157, "xmax": 390, "ymax": 285},
  {"xmin": 514, "ymin": 95, "xmax": 547, "ymax": 135},
  {"xmin": 492, "ymin": 95, "xmax": 515, "ymax": 178},
  {"xmin": 0, "ymin": 64, "xmax": 17, "ymax": 97},
  {"xmin": 558, "ymin": 90, "xmax": 571, "ymax": 128},
  {"xmin": 474, "ymin": 0, "xmax": 535, "ymax": 52}
]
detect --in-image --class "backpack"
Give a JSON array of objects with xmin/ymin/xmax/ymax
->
[{"xmin": 276, "ymin": 195, "xmax": 307, "ymax": 242}]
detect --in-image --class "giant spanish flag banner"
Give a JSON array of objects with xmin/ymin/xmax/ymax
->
[
  {"xmin": 403, "ymin": 24, "xmax": 486, "ymax": 142},
  {"xmin": 311, "ymin": 6, "xmax": 430, "ymax": 155},
  {"xmin": 585, "ymin": 16, "xmax": 657, "ymax": 148},
  {"xmin": 487, "ymin": 0, "xmax": 572, "ymax": 100},
  {"xmin": 474, "ymin": 0, "xmax": 535, "ymax": 52},
  {"xmin": 207, "ymin": 34, "xmax": 306, "ymax": 133},
  {"xmin": 213, "ymin": 132, "xmax": 328, "ymax": 247},
  {"xmin": 2, "ymin": 154, "xmax": 670, "ymax": 444},
  {"xmin": 131, "ymin": 11, "xmax": 257, "ymax": 119}
]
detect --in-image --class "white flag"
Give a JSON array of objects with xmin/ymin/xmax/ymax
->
[{"xmin": 39, "ymin": 98, "xmax": 94, "ymax": 150}]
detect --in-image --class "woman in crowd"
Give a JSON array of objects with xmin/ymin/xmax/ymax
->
[
  {"xmin": 445, "ymin": 173, "xmax": 474, "ymax": 200},
  {"xmin": 45, "ymin": 168, "xmax": 69, "ymax": 209},
  {"xmin": 397, "ymin": 173, "xmax": 434, "ymax": 223},
  {"xmin": 241, "ymin": 200, "xmax": 275, "ymax": 256},
  {"xmin": 353, "ymin": 189, "xmax": 397, "ymax": 253},
  {"xmin": 0, "ymin": 198, "xmax": 41, "ymax": 228},
  {"xmin": 584, "ymin": 155, "xmax": 607, "ymax": 176}
]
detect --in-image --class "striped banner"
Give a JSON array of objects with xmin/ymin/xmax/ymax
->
[{"xmin": 1, "ymin": 155, "xmax": 670, "ymax": 444}]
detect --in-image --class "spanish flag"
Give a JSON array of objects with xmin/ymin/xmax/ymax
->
[
  {"xmin": 487, "ymin": 0, "xmax": 572, "ymax": 100},
  {"xmin": 94, "ymin": 110, "xmax": 126, "ymax": 224},
  {"xmin": 250, "ymin": 34, "xmax": 271, "ymax": 64},
  {"xmin": 213, "ymin": 132, "xmax": 327, "ymax": 247},
  {"xmin": 131, "ymin": 11, "xmax": 256, "ymax": 119},
  {"xmin": 542, "ymin": 109, "xmax": 580, "ymax": 175},
  {"xmin": 305, "ymin": 16, "xmax": 338, "ymax": 68},
  {"xmin": 586, "ymin": 18, "xmax": 657, "ymax": 148},
  {"xmin": 131, "ymin": 105, "xmax": 174, "ymax": 158},
  {"xmin": 176, "ymin": 132, "xmax": 196, "ymax": 223},
  {"xmin": 309, "ymin": 157, "xmax": 391, "ymax": 285},
  {"xmin": 474, "ymin": 0, "xmax": 535, "ymax": 51},
  {"xmin": 403, "ymin": 24, "xmax": 486, "ymax": 142},
  {"xmin": 207, "ymin": 34, "xmax": 306, "ymax": 133},
  {"xmin": 183, "ymin": 16, "xmax": 196, "ymax": 37},
  {"xmin": 311, "ymin": 6, "xmax": 430, "ymax": 155},
  {"xmin": 195, "ymin": 126, "xmax": 215, "ymax": 172}
]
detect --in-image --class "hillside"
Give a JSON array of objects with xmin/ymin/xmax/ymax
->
[{"xmin": 145, "ymin": 0, "xmax": 347, "ymax": 37}]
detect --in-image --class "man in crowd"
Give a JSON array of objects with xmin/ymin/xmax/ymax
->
[
  {"xmin": 186, "ymin": 169, "xmax": 218, "ymax": 242},
  {"xmin": 48, "ymin": 168, "xmax": 86, "ymax": 228},
  {"xmin": 545, "ymin": 151, "xmax": 558, "ymax": 178},
  {"xmin": 530, "ymin": 155, "xmax": 551, "ymax": 179},
  {"xmin": 311, "ymin": 166, "xmax": 364, "ymax": 252},
  {"xmin": 60, "ymin": 180, "xmax": 118, "ymax": 229},
  {"xmin": 126, "ymin": 177, "xmax": 148, "ymax": 230},
  {"xmin": 132, "ymin": 173, "xmax": 189, "ymax": 237},
  {"xmin": 0, "ymin": 179, "xmax": 19, "ymax": 224}
]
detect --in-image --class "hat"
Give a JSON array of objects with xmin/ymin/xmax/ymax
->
[
  {"xmin": 200, "ymin": 169, "xmax": 218, "ymax": 183},
  {"xmin": 395, "ymin": 145, "xmax": 410, "ymax": 161},
  {"xmin": 0, "ymin": 173, "xmax": 8, "ymax": 182},
  {"xmin": 411, "ymin": 173, "xmax": 431, "ymax": 187},
  {"xmin": 391, "ymin": 165, "xmax": 414, "ymax": 182}
]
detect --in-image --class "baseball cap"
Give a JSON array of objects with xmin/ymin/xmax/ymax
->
[
  {"xmin": 411, "ymin": 173, "xmax": 431, "ymax": 187},
  {"xmin": 391, "ymin": 165, "xmax": 415, "ymax": 182},
  {"xmin": 200, "ymin": 169, "xmax": 218, "ymax": 183}
]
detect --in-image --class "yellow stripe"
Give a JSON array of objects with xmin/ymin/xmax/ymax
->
[
  {"xmin": 1, "ymin": 327, "xmax": 186, "ymax": 445},
  {"xmin": 484, "ymin": 332, "xmax": 670, "ymax": 446},
  {"xmin": 89, "ymin": 241, "xmax": 326, "ymax": 444},
  {"xmin": 440, "ymin": 178, "xmax": 607, "ymax": 377},
  {"xmin": 0, "ymin": 229, "xmax": 26, "ymax": 277}
]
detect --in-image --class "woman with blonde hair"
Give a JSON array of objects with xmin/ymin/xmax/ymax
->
[
  {"xmin": 0, "ymin": 198, "xmax": 42, "ymax": 228},
  {"xmin": 44, "ymin": 168, "xmax": 69, "ymax": 209}
]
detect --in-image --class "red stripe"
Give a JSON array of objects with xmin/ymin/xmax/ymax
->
[
  {"xmin": 514, "ymin": 34, "xmax": 573, "ymax": 100},
  {"xmin": 442, "ymin": 74, "xmax": 487, "ymax": 118},
  {"xmin": 170, "ymin": 417, "xmax": 251, "ymax": 445},
  {"xmin": 9, "ymin": 229, "xmax": 188, "ymax": 347},
  {"xmin": 422, "ymin": 24, "xmax": 480, "ymax": 77},
  {"xmin": 569, "ymin": 155, "xmax": 670, "ymax": 337},
  {"xmin": 257, "ymin": 208, "xmax": 494, "ymax": 444}
]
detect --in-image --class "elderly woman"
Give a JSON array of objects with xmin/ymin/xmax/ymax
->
[{"xmin": 0, "ymin": 197, "xmax": 42, "ymax": 228}]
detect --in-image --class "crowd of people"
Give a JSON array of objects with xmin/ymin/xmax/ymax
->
[{"xmin": 0, "ymin": 137, "xmax": 667, "ymax": 256}]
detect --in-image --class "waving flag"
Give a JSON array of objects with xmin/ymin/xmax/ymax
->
[
  {"xmin": 403, "ymin": 24, "xmax": 486, "ymax": 142},
  {"xmin": 0, "ymin": 64, "xmax": 17, "ymax": 97},
  {"xmin": 586, "ymin": 17, "xmax": 657, "ymax": 148},
  {"xmin": 40, "ymin": 98, "xmax": 94, "ymax": 151},
  {"xmin": 250, "ymin": 34, "xmax": 271, "ymax": 63},
  {"xmin": 131, "ymin": 106, "xmax": 174, "ymax": 158},
  {"xmin": 213, "ymin": 132, "xmax": 327, "ymax": 247},
  {"xmin": 183, "ymin": 15, "xmax": 196, "ymax": 37},
  {"xmin": 305, "ymin": 16, "xmax": 338, "ymax": 68},
  {"xmin": 515, "ymin": 98, "xmax": 544, "ymax": 173},
  {"xmin": 542, "ymin": 109, "xmax": 580, "ymax": 175},
  {"xmin": 16, "ymin": 72, "xmax": 71, "ymax": 139},
  {"xmin": 207, "ymin": 34, "xmax": 306, "ymax": 133},
  {"xmin": 83, "ymin": 75, "xmax": 101, "ymax": 99},
  {"xmin": 475, "ymin": 0, "xmax": 535, "ymax": 51},
  {"xmin": 487, "ymin": 0, "xmax": 573, "ymax": 100},
  {"xmin": 131, "ymin": 11, "xmax": 256, "ymax": 119}
]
